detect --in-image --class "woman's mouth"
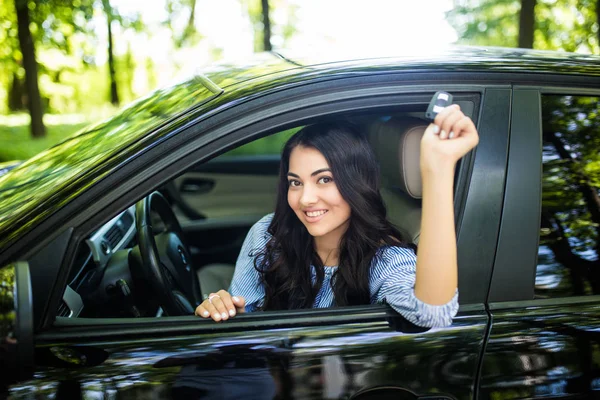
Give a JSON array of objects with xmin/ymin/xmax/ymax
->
[{"xmin": 304, "ymin": 209, "xmax": 328, "ymax": 222}]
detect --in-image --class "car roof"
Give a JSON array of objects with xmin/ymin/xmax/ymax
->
[
  {"xmin": 1, "ymin": 45, "xmax": 600, "ymax": 251},
  {"xmin": 273, "ymin": 45, "xmax": 600, "ymax": 76}
]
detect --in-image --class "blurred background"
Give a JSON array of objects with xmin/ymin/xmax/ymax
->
[{"xmin": 0, "ymin": 0, "xmax": 598, "ymax": 162}]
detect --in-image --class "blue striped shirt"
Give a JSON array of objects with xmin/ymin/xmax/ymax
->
[{"xmin": 229, "ymin": 214, "xmax": 458, "ymax": 328}]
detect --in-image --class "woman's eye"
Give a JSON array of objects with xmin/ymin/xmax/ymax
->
[
  {"xmin": 318, "ymin": 176, "xmax": 333, "ymax": 184},
  {"xmin": 288, "ymin": 180, "xmax": 301, "ymax": 187}
]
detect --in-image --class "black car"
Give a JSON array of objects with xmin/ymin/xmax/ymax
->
[{"xmin": 2, "ymin": 46, "xmax": 600, "ymax": 399}]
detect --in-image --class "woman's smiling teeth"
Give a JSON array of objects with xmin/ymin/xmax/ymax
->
[{"xmin": 306, "ymin": 210, "xmax": 328, "ymax": 217}]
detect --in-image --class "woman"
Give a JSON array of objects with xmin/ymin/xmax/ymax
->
[{"xmin": 195, "ymin": 105, "xmax": 479, "ymax": 327}]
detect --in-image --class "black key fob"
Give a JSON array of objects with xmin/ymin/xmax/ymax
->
[{"xmin": 425, "ymin": 91, "xmax": 453, "ymax": 121}]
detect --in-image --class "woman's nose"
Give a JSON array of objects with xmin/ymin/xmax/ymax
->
[{"xmin": 300, "ymin": 185, "xmax": 318, "ymax": 206}]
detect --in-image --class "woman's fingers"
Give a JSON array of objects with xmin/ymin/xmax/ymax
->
[
  {"xmin": 208, "ymin": 293, "xmax": 230, "ymax": 321},
  {"xmin": 194, "ymin": 290, "xmax": 243, "ymax": 322},
  {"xmin": 435, "ymin": 105, "xmax": 463, "ymax": 140},
  {"xmin": 232, "ymin": 295, "xmax": 246, "ymax": 313},
  {"xmin": 451, "ymin": 117, "xmax": 479, "ymax": 146},
  {"xmin": 217, "ymin": 289, "xmax": 237, "ymax": 317},
  {"xmin": 196, "ymin": 298, "xmax": 220, "ymax": 320},
  {"xmin": 421, "ymin": 103, "xmax": 479, "ymax": 172},
  {"xmin": 194, "ymin": 304, "xmax": 210, "ymax": 318}
]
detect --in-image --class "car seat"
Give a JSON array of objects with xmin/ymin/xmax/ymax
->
[{"xmin": 368, "ymin": 116, "xmax": 426, "ymax": 244}]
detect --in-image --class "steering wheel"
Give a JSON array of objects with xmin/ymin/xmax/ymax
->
[{"xmin": 135, "ymin": 191, "xmax": 202, "ymax": 316}]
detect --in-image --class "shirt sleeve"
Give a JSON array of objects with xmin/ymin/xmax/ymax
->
[
  {"xmin": 370, "ymin": 246, "xmax": 459, "ymax": 328},
  {"xmin": 228, "ymin": 213, "xmax": 274, "ymax": 313}
]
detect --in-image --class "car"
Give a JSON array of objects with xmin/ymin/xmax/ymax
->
[
  {"xmin": 1, "ymin": 45, "xmax": 600, "ymax": 399},
  {"xmin": 0, "ymin": 160, "xmax": 21, "ymax": 178}
]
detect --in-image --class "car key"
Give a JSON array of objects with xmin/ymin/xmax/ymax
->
[{"xmin": 425, "ymin": 91, "xmax": 453, "ymax": 121}]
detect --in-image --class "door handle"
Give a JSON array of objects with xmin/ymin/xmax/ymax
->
[{"xmin": 180, "ymin": 179, "xmax": 215, "ymax": 194}]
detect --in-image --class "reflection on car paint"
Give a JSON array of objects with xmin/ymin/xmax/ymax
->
[
  {"xmin": 11, "ymin": 311, "xmax": 487, "ymax": 399},
  {"xmin": 481, "ymin": 301, "xmax": 600, "ymax": 398}
]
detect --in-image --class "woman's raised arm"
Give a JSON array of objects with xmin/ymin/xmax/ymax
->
[{"xmin": 414, "ymin": 104, "xmax": 479, "ymax": 306}]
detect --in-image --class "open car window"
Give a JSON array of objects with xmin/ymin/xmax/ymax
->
[{"xmin": 55, "ymin": 98, "xmax": 479, "ymax": 322}]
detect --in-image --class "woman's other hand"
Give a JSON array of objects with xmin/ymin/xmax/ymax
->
[
  {"xmin": 420, "ymin": 104, "xmax": 479, "ymax": 175},
  {"xmin": 194, "ymin": 290, "xmax": 246, "ymax": 321}
]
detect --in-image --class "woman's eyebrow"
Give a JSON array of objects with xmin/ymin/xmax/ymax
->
[
  {"xmin": 287, "ymin": 168, "xmax": 331, "ymax": 178},
  {"xmin": 311, "ymin": 168, "xmax": 331, "ymax": 176}
]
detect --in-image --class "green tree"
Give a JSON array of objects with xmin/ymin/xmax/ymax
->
[
  {"xmin": 3, "ymin": 0, "xmax": 96, "ymax": 136},
  {"xmin": 518, "ymin": 0, "xmax": 535, "ymax": 48},
  {"xmin": 102, "ymin": 0, "xmax": 119, "ymax": 105},
  {"xmin": 242, "ymin": 0, "xmax": 297, "ymax": 52},
  {"xmin": 100, "ymin": 1, "xmax": 144, "ymax": 106},
  {"xmin": 164, "ymin": 0, "xmax": 201, "ymax": 49},
  {"xmin": 538, "ymin": 95, "xmax": 600, "ymax": 297},
  {"xmin": 14, "ymin": 0, "xmax": 45, "ymax": 138},
  {"xmin": 261, "ymin": 0, "xmax": 272, "ymax": 51},
  {"xmin": 448, "ymin": 0, "xmax": 600, "ymax": 53}
]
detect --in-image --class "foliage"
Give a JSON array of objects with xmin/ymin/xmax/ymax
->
[
  {"xmin": 447, "ymin": 0, "xmax": 600, "ymax": 53},
  {"xmin": 537, "ymin": 95, "xmax": 600, "ymax": 297},
  {"xmin": 241, "ymin": 0, "xmax": 298, "ymax": 51},
  {"xmin": 0, "ymin": 114, "xmax": 89, "ymax": 161},
  {"xmin": 164, "ymin": 0, "xmax": 201, "ymax": 49}
]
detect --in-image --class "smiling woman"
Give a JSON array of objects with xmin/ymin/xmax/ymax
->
[{"xmin": 195, "ymin": 112, "xmax": 478, "ymax": 327}]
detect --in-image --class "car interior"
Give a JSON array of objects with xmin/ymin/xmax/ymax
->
[{"xmin": 57, "ymin": 109, "xmax": 442, "ymax": 320}]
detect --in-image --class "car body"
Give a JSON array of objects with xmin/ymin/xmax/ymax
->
[{"xmin": 2, "ymin": 46, "xmax": 600, "ymax": 399}]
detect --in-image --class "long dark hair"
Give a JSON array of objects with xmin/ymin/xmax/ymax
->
[{"xmin": 255, "ymin": 121, "xmax": 414, "ymax": 310}]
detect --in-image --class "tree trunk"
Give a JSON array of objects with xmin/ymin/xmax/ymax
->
[
  {"xmin": 103, "ymin": 0, "xmax": 119, "ymax": 106},
  {"xmin": 546, "ymin": 131, "xmax": 600, "ymax": 293},
  {"xmin": 261, "ymin": 0, "xmax": 272, "ymax": 51},
  {"xmin": 546, "ymin": 132, "xmax": 600, "ymax": 232},
  {"xmin": 518, "ymin": 0, "xmax": 536, "ymax": 48},
  {"xmin": 14, "ymin": 0, "xmax": 46, "ymax": 138},
  {"xmin": 8, "ymin": 72, "xmax": 25, "ymax": 111},
  {"xmin": 187, "ymin": 0, "xmax": 196, "ymax": 36},
  {"xmin": 541, "ymin": 213, "xmax": 590, "ymax": 295}
]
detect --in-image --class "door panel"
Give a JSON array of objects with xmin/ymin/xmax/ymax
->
[
  {"xmin": 174, "ymin": 172, "xmax": 277, "ymax": 219},
  {"xmin": 170, "ymin": 155, "xmax": 280, "ymax": 223},
  {"xmin": 14, "ymin": 307, "xmax": 488, "ymax": 399},
  {"xmin": 183, "ymin": 215, "xmax": 263, "ymax": 267},
  {"xmin": 481, "ymin": 300, "xmax": 600, "ymax": 399}
]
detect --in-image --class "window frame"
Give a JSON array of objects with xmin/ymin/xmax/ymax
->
[
  {"xmin": 537, "ymin": 90, "xmax": 600, "ymax": 299},
  {"xmin": 489, "ymin": 84, "xmax": 600, "ymax": 305},
  {"xmin": 21, "ymin": 76, "xmax": 498, "ymax": 331}
]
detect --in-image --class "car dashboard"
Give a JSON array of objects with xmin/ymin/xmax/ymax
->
[{"xmin": 59, "ymin": 206, "xmax": 137, "ymax": 318}]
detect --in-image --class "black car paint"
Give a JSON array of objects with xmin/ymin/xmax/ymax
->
[
  {"xmin": 2, "ymin": 47, "xmax": 600, "ymax": 399},
  {"xmin": 15, "ymin": 307, "xmax": 486, "ymax": 399}
]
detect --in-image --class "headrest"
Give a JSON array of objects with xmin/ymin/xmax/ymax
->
[{"xmin": 369, "ymin": 117, "xmax": 428, "ymax": 199}]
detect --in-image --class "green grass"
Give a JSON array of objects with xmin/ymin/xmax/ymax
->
[
  {"xmin": 0, "ymin": 114, "xmax": 91, "ymax": 162},
  {"xmin": 0, "ymin": 114, "xmax": 301, "ymax": 163},
  {"xmin": 223, "ymin": 127, "xmax": 300, "ymax": 157}
]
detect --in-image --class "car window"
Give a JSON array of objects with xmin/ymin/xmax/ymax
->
[
  {"xmin": 168, "ymin": 128, "xmax": 301, "ymax": 222},
  {"xmin": 536, "ymin": 94, "xmax": 600, "ymax": 298},
  {"xmin": 221, "ymin": 127, "xmax": 300, "ymax": 157},
  {"xmin": 57, "ymin": 104, "xmax": 481, "ymax": 320}
]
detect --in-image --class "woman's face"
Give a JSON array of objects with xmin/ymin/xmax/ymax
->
[{"xmin": 287, "ymin": 145, "xmax": 351, "ymax": 241}]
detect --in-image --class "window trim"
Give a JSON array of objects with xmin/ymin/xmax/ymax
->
[
  {"xmin": 490, "ymin": 87, "xmax": 600, "ymax": 303},
  {"xmin": 489, "ymin": 88, "xmax": 542, "ymax": 303},
  {"xmin": 27, "ymin": 77, "xmax": 498, "ymax": 330}
]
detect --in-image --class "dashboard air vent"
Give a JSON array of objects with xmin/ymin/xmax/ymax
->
[
  {"xmin": 105, "ymin": 225, "xmax": 123, "ymax": 249},
  {"xmin": 57, "ymin": 300, "xmax": 71, "ymax": 317}
]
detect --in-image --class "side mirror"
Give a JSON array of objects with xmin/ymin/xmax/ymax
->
[{"xmin": 0, "ymin": 262, "xmax": 34, "ymax": 387}]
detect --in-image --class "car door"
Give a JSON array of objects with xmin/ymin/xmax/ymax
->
[
  {"xmin": 6, "ymin": 79, "xmax": 508, "ymax": 399},
  {"xmin": 169, "ymin": 154, "xmax": 281, "ymax": 267},
  {"xmin": 480, "ymin": 86, "xmax": 600, "ymax": 398}
]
